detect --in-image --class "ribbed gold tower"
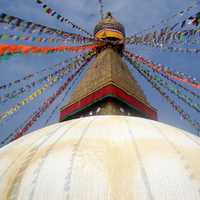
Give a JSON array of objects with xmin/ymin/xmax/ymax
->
[
  {"xmin": 60, "ymin": 13, "xmax": 157, "ymax": 121},
  {"xmin": 60, "ymin": 48, "xmax": 157, "ymax": 121},
  {"xmin": 69, "ymin": 48, "xmax": 148, "ymax": 105}
]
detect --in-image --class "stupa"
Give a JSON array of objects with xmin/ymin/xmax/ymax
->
[{"xmin": 0, "ymin": 12, "xmax": 200, "ymax": 200}]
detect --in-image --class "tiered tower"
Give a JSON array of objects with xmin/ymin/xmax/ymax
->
[{"xmin": 60, "ymin": 12, "xmax": 157, "ymax": 121}]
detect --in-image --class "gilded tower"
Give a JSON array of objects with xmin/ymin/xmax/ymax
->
[{"xmin": 60, "ymin": 12, "xmax": 157, "ymax": 121}]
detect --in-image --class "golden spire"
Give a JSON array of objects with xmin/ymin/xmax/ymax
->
[
  {"xmin": 60, "ymin": 48, "xmax": 157, "ymax": 121},
  {"xmin": 60, "ymin": 14, "xmax": 157, "ymax": 121}
]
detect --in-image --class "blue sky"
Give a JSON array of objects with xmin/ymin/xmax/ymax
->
[{"xmin": 0, "ymin": 0, "xmax": 199, "ymax": 145}]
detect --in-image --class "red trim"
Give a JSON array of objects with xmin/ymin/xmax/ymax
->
[{"xmin": 60, "ymin": 85, "xmax": 157, "ymax": 121}]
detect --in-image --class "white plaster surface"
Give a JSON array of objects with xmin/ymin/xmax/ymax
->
[{"xmin": 0, "ymin": 115, "xmax": 200, "ymax": 200}]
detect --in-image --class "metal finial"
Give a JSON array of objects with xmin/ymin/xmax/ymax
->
[{"xmin": 106, "ymin": 12, "xmax": 112, "ymax": 18}]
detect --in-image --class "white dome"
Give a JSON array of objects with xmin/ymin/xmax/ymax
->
[{"xmin": 0, "ymin": 115, "xmax": 200, "ymax": 200}]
